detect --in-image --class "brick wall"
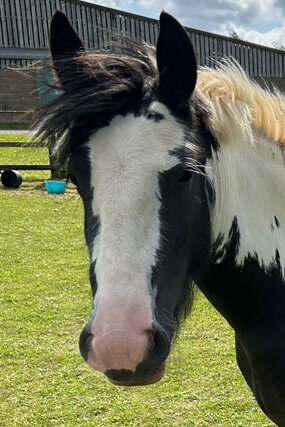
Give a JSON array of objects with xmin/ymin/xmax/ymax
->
[
  {"xmin": 0, "ymin": 69, "xmax": 284, "ymax": 124},
  {"xmin": 0, "ymin": 68, "xmax": 39, "ymax": 113}
]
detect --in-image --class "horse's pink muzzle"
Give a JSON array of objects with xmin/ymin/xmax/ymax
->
[{"xmin": 79, "ymin": 294, "xmax": 169, "ymax": 386}]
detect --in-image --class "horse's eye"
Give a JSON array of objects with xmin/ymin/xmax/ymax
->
[{"xmin": 177, "ymin": 170, "xmax": 193, "ymax": 190}]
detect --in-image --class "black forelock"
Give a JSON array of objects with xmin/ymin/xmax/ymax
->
[
  {"xmin": 32, "ymin": 38, "xmax": 215, "ymax": 166},
  {"xmin": 33, "ymin": 41, "xmax": 158, "ymax": 164}
]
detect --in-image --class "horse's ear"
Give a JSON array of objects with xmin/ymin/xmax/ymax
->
[
  {"xmin": 50, "ymin": 11, "xmax": 84, "ymax": 84},
  {"xmin": 157, "ymin": 12, "xmax": 197, "ymax": 106}
]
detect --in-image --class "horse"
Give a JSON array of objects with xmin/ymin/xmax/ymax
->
[{"xmin": 35, "ymin": 10, "xmax": 285, "ymax": 426}]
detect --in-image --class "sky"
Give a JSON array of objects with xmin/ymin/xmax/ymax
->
[{"xmin": 85, "ymin": 0, "xmax": 285, "ymax": 48}]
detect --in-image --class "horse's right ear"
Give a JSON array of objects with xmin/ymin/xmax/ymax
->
[
  {"xmin": 50, "ymin": 11, "xmax": 84, "ymax": 84},
  {"xmin": 157, "ymin": 12, "xmax": 197, "ymax": 107}
]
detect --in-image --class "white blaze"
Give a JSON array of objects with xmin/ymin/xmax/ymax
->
[{"xmin": 87, "ymin": 102, "xmax": 184, "ymax": 323}]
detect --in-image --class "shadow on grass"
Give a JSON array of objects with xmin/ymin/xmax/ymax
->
[{"xmin": 0, "ymin": 122, "xmax": 30, "ymax": 130}]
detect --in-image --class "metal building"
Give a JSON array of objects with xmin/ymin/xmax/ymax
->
[{"xmin": 1, "ymin": 0, "xmax": 285, "ymax": 121}]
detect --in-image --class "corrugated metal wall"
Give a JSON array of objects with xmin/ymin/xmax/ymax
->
[{"xmin": 1, "ymin": 0, "xmax": 285, "ymax": 77}]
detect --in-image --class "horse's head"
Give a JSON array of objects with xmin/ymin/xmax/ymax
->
[{"xmin": 47, "ymin": 11, "xmax": 213, "ymax": 386}]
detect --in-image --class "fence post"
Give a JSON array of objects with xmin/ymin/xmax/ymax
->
[{"xmin": 48, "ymin": 136, "xmax": 62, "ymax": 179}]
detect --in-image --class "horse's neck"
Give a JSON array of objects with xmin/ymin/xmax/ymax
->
[{"xmin": 207, "ymin": 131, "xmax": 285, "ymax": 274}]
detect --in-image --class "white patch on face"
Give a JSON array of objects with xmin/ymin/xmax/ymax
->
[
  {"xmin": 87, "ymin": 101, "xmax": 185, "ymax": 317},
  {"xmin": 207, "ymin": 131, "xmax": 285, "ymax": 275}
]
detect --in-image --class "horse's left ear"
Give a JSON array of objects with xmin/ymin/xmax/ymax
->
[
  {"xmin": 50, "ymin": 11, "xmax": 84, "ymax": 60},
  {"xmin": 50, "ymin": 11, "xmax": 85, "ymax": 85},
  {"xmin": 157, "ymin": 12, "xmax": 197, "ymax": 106}
]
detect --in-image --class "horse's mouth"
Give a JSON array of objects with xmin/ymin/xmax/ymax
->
[{"xmin": 108, "ymin": 362, "xmax": 166, "ymax": 387}]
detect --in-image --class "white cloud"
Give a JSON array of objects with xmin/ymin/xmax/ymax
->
[
  {"xmin": 137, "ymin": 0, "xmax": 278, "ymax": 26},
  {"xmin": 86, "ymin": 0, "xmax": 133, "ymax": 9},
  {"xmin": 227, "ymin": 23, "xmax": 285, "ymax": 48}
]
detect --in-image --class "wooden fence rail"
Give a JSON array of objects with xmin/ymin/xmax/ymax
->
[
  {"xmin": 1, "ymin": 0, "xmax": 285, "ymax": 77},
  {"xmin": 0, "ymin": 140, "xmax": 63, "ymax": 178}
]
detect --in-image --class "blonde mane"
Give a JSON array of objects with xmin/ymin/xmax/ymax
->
[{"xmin": 197, "ymin": 60, "xmax": 285, "ymax": 146}]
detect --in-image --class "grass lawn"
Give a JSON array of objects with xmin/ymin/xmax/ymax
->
[{"xmin": 0, "ymin": 134, "xmax": 274, "ymax": 426}]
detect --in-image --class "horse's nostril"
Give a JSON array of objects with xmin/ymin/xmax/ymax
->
[
  {"xmin": 151, "ymin": 327, "xmax": 170, "ymax": 362},
  {"xmin": 79, "ymin": 325, "xmax": 93, "ymax": 361},
  {"xmin": 140, "ymin": 325, "xmax": 170, "ymax": 371}
]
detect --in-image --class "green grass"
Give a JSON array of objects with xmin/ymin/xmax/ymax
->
[
  {"xmin": 0, "ymin": 134, "xmax": 274, "ymax": 426},
  {"xmin": 0, "ymin": 134, "xmax": 51, "ymax": 181},
  {"xmin": 0, "ymin": 134, "xmax": 30, "ymax": 142}
]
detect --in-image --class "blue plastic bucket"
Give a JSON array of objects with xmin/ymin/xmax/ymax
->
[{"xmin": 44, "ymin": 180, "xmax": 66, "ymax": 194}]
